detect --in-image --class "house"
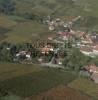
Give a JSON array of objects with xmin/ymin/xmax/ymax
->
[
  {"xmin": 48, "ymin": 37, "xmax": 53, "ymax": 40},
  {"xmin": 79, "ymin": 70, "xmax": 90, "ymax": 77},
  {"xmin": 6, "ymin": 47, "xmax": 10, "ymax": 50},
  {"xmin": 84, "ymin": 65, "xmax": 98, "ymax": 74},
  {"xmin": 75, "ymin": 31, "xmax": 86, "ymax": 38},
  {"xmin": 80, "ymin": 44, "xmax": 98, "ymax": 56},
  {"xmin": 93, "ymin": 46, "xmax": 98, "ymax": 55},
  {"xmin": 16, "ymin": 51, "xmax": 27, "ymax": 57},
  {"xmin": 41, "ymin": 45, "xmax": 54, "ymax": 54},
  {"xmin": 57, "ymin": 58, "xmax": 64, "ymax": 65},
  {"xmin": 55, "ymin": 18, "xmax": 61, "ymax": 22},
  {"xmin": 82, "ymin": 65, "xmax": 98, "ymax": 83},
  {"xmin": 57, "ymin": 31, "xmax": 70, "ymax": 37},
  {"xmin": 91, "ymin": 73, "xmax": 98, "ymax": 83},
  {"xmin": 91, "ymin": 34, "xmax": 98, "ymax": 43},
  {"xmin": 38, "ymin": 58, "xmax": 43, "ymax": 63},
  {"xmin": 26, "ymin": 52, "xmax": 31, "ymax": 60},
  {"xmin": 49, "ymin": 25, "xmax": 55, "ymax": 31},
  {"xmin": 80, "ymin": 46, "xmax": 93, "ymax": 56},
  {"xmin": 81, "ymin": 37, "xmax": 93, "ymax": 44},
  {"xmin": 90, "ymin": 43, "xmax": 97, "ymax": 48},
  {"xmin": 41, "ymin": 47, "xmax": 50, "ymax": 54},
  {"xmin": 90, "ymin": 32, "xmax": 98, "ymax": 39},
  {"xmin": 15, "ymin": 51, "xmax": 31, "ymax": 61}
]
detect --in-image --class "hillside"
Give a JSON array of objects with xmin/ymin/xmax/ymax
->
[
  {"xmin": 14, "ymin": 0, "xmax": 98, "ymax": 17},
  {"xmin": 0, "ymin": 0, "xmax": 98, "ymax": 43}
]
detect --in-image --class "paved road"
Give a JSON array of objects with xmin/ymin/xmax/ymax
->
[{"xmin": 41, "ymin": 63, "xmax": 64, "ymax": 69}]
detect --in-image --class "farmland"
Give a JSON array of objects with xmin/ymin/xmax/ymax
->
[
  {"xmin": 68, "ymin": 78, "xmax": 98, "ymax": 100},
  {"xmin": 29, "ymin": 85, "xmax": 93, "ymax": 100},
  {"xmin": 0, "ymin": 63, "xmax": 96, "ymax": 100},
  {"xmin": 4, "ymin": 21, "xmax": 49, "ymax": 43},
  {"xmin": 0, "ymin": 15, "xmax": 54, "ymax": 43},
  {"xmin": 0, "ymin": 63, "xmax": 77, "ymax": 99}
]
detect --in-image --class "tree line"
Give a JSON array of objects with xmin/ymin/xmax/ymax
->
[{"xmin": 0, "ymin": 42, "xmax": 40, "ymax": 62}]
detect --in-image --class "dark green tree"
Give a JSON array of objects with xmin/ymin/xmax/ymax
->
[
  {"xmin": 63, "ymin": 48, "xmax": 92, "ymax": 71},
  {"xmin": 0, "ymin": 0, "xmax": 16, "ymax": 14}
]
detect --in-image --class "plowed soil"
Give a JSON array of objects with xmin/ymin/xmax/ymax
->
[{"xmin": 25, "ymin": 85, "xmax": 93, "ymax": 100}]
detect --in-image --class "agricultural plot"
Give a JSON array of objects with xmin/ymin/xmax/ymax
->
[
  {"xmin": 14, "ymin": 0, "xmax": 98, "ymax": 18},
  {"xmin": 0, "ymin": 15, "xmax": 17, "ymax": 28},
  {"xmin": 0, "ymin": 63, "xmax": 76, "ymax": 97},
  {"xmin": 0, "ymin": 15, "xmax": 27, "ymax": 42},
  {"xmin": 29, "ymin": 85, "xmax": 93, "ymax": 100},
  {"xmin": 0, "ymin": 63, "xmax": 42, "ymax": 81},
  {"xmin": 4, "ymin": 21, "xmax": 48, "ymax": 43},
  {"xmin": 68, "ymin": 78, "xmax": 98, "ymax": 100},
  {"xmin": 74, "ymin": 0, "xmax": 98, "ymax": 17},
  {"xmin": 0, "ymin": 14, "xmax": 50, "ymax": 43}
]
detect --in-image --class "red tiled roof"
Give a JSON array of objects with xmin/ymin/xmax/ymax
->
[
  {"xmin": 85, "ymin": 65, "xmax": 98, "ymax": 73},
  {"xmin": 80, "ymin": 46, "xmax": 93, "ymax": 52},
  {"xmin": 91, "ymin": 73, "xmax": 98, "ymax": 81},
  {"xmin": 57, "ymin": 32, "xmax": 69, "ymax": 36}
]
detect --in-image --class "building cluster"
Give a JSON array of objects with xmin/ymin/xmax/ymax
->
[
  {"xmin": 44, "ymin": 16, "xmax": 98, "ymax": 83},
  {"xmin": 12, "ymin": 15, "xmax": 98, "ymax": 83},
  {"xmin": 46, "ymin": 16, "xmax": 81, "ymax": 31},
  {"xmin": 45, "ymin": 16, "xmax": 98, "ymax": 58},
  {"xmin": 78, "ymin": 33, "xmax": 98, "ymax": 58},
  {"xmin": 14, "ymin": 51, "xmax": 32, "ymax": 64},
  {"xmin": 81, "ymin": 64, "xmax": 98, "ymax": 83}
]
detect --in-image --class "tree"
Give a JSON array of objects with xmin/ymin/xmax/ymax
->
[
  {"xmin": 0, "ymin": 0, "xmax": 16, "ymax": 14},
  {"xmin": 63, "ymin": 48, "xmax": 92, "ymax": 71}
]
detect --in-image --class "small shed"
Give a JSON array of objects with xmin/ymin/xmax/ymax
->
[{"xmin": 79, "ymin": 71, "xmax": 90, "ymax": 78}]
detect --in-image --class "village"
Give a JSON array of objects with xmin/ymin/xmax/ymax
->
[
  {"xmin": 41, "ymin": 15, "xmax": 98, "ymax": 83},
  {"xmin": 1, "ymin": 0, "xmax": 98, "ymax": 99},
  {"xmin": 0, "ymin": 15, "xmax": 98, "ymax": 84}
]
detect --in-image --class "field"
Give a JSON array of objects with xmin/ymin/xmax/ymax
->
[
  {"xmin": 0, "ymin": 63, "xmax": 42, "ymax": 81},
  {"xmin": 29, "ymin": 85, "xmax": 92, "ymax": 100},
  {"xmin": 68, "ymin": 77, "xmax": 98, "ymax": 100},
  {"xmin": 14, "ymin": 0, "xmax": 98, "ymax": 18},
  {"xmin": 0, "ymin": 15, "xmax": 17, "ymax": 28},
  {"xmin": 0, "ymin": 63, "xmax": 77, "ymax": 99},
  {"xmin": 0, "ymin": 14, "xmax": 54, "ymax": 43},
  {"xmin": 4, "ymin": 21, "xmax": 49, "ymax": 43},
  {"xmin": 0, "ymin": 63, "xmax": 96, "ymax": 100}
]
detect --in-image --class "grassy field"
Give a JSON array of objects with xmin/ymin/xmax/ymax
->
[
  {"xmin": 14, "ymin": 0, "xmax": 98, "ymax": 17},
  {"xmin": 4, "ymin": 21, "xmax": 49, "ymax": 43},
  {"xmin": 0, "ymin": 14, "xmax": 53, "ymax": 43},
  {"xmin": 0, "ymin": 63, "xmax": 42, "ymax": 81},
  {"xmin": 68, "ymin": 77, "xmax": 98, "ymax": 99},
  {"xmin": 74, "ymin": 0, "xmax": 98, "ymax": 19},
  {"xmin": 0, "ymin": 63, "xmax": 77, "ymax": 98},
  {"xmin": 0, "ymin": 15, "xmax": 17, "ymax": 28}
]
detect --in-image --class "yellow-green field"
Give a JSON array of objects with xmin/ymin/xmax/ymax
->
[
  {"xmin": 68, "ymin": 78, "xmax": 98, "ymax": 99},
  {"xmin": 0, "ymin": 15, "xmax": 17, "ymax": 28},
  {"xmin": 4, "ymin": 21, "xmax": 48, "ymax": 43},
  {"xmin": 0, "ymin": 15, "xmax": 53, "ymax": 43},
  {"xmin": 0, "ymin": 63, "xmax": 42, "ymax": 81}
]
